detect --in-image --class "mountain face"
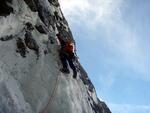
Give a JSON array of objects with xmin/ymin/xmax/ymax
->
[{"xmin": 0, "ymin": 0, "xmax": 111, "ymax": 113}]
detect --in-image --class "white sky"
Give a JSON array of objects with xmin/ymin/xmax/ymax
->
[{"xmin": 59, "ymin": 0, "xmax": 123, "ymax": 26}]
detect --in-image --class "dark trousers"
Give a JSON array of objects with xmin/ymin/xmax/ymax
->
[{"xmin": 60, "ymin": 51, "xmax": 77, "ymax": 75}]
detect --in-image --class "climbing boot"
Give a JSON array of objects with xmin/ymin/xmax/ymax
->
[
  {"xmin": 60, "ymin": 68, "xmax": 70, "ymax": 74},
  {"xmin": 73, "ymin": 71, "xmax": 77, "ymax": 79}
]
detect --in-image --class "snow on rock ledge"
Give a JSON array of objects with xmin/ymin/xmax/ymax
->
[{"xmin": 0, "ymin": 0, "xmax": 111, "ymax": 113}]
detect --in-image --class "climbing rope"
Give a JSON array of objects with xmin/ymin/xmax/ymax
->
[{"xmin": 40, "ymin": 70, "xmax": 61, "ymax": 113}]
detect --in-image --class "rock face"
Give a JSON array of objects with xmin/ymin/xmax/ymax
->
[
  {"xmin": 0, "ymin": 0, "xmax": 14, "ymax": 16},
  {"xmin": 0, "ymin": 0, "xmax": 111, "ymax": 113}
]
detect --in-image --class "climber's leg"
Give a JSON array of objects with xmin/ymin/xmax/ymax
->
[
  {"xmin": 59, "ymin": 52, "xmax": 70, "ymax": 74},
  {"xmin": 67, "ymin": 57, "xmax": 77, "ymax": 78}
]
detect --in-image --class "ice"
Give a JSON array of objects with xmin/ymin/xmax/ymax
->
[
  {"xmin": 0, "ymin": 14, "xmax": 23, "ymax": 37},
  {"xmin": 0, "ymin": 0, "xmax": 111, "ymax": 113}
]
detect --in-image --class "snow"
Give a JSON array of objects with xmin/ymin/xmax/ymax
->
[
  {"xmin": 0, "ymin": 0, "xmax": 109, "ymax": 113},
  {"xmin": 0, "ymin": 14, "xmax": 23, "ymax": 37}
]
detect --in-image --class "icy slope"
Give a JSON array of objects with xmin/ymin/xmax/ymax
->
[{"xmin": 0, "ymin": 0, "xmax": 111, "ymax": 113}]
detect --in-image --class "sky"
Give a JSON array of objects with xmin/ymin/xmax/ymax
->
[{"xmin": 59, "ymin": 0, "xmax": 150, "ymax": 113}]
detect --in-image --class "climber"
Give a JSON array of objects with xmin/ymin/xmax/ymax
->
[{"xmin": 56, "ymin": 33, "xmax": 77, "ymax": 79}]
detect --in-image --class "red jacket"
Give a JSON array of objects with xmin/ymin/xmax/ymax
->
[
  {"xmin": 64, "ymin": 41, "xmax": 74, "ymax": 53},
  {"xmin": 57, "ymin": 34, "xmax": 74, "ymax": 53}
]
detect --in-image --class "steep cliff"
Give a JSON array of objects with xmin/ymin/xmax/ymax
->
[{"xmin": 0, "ymin": 0, "xmax": 111, "ymax": 113}]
